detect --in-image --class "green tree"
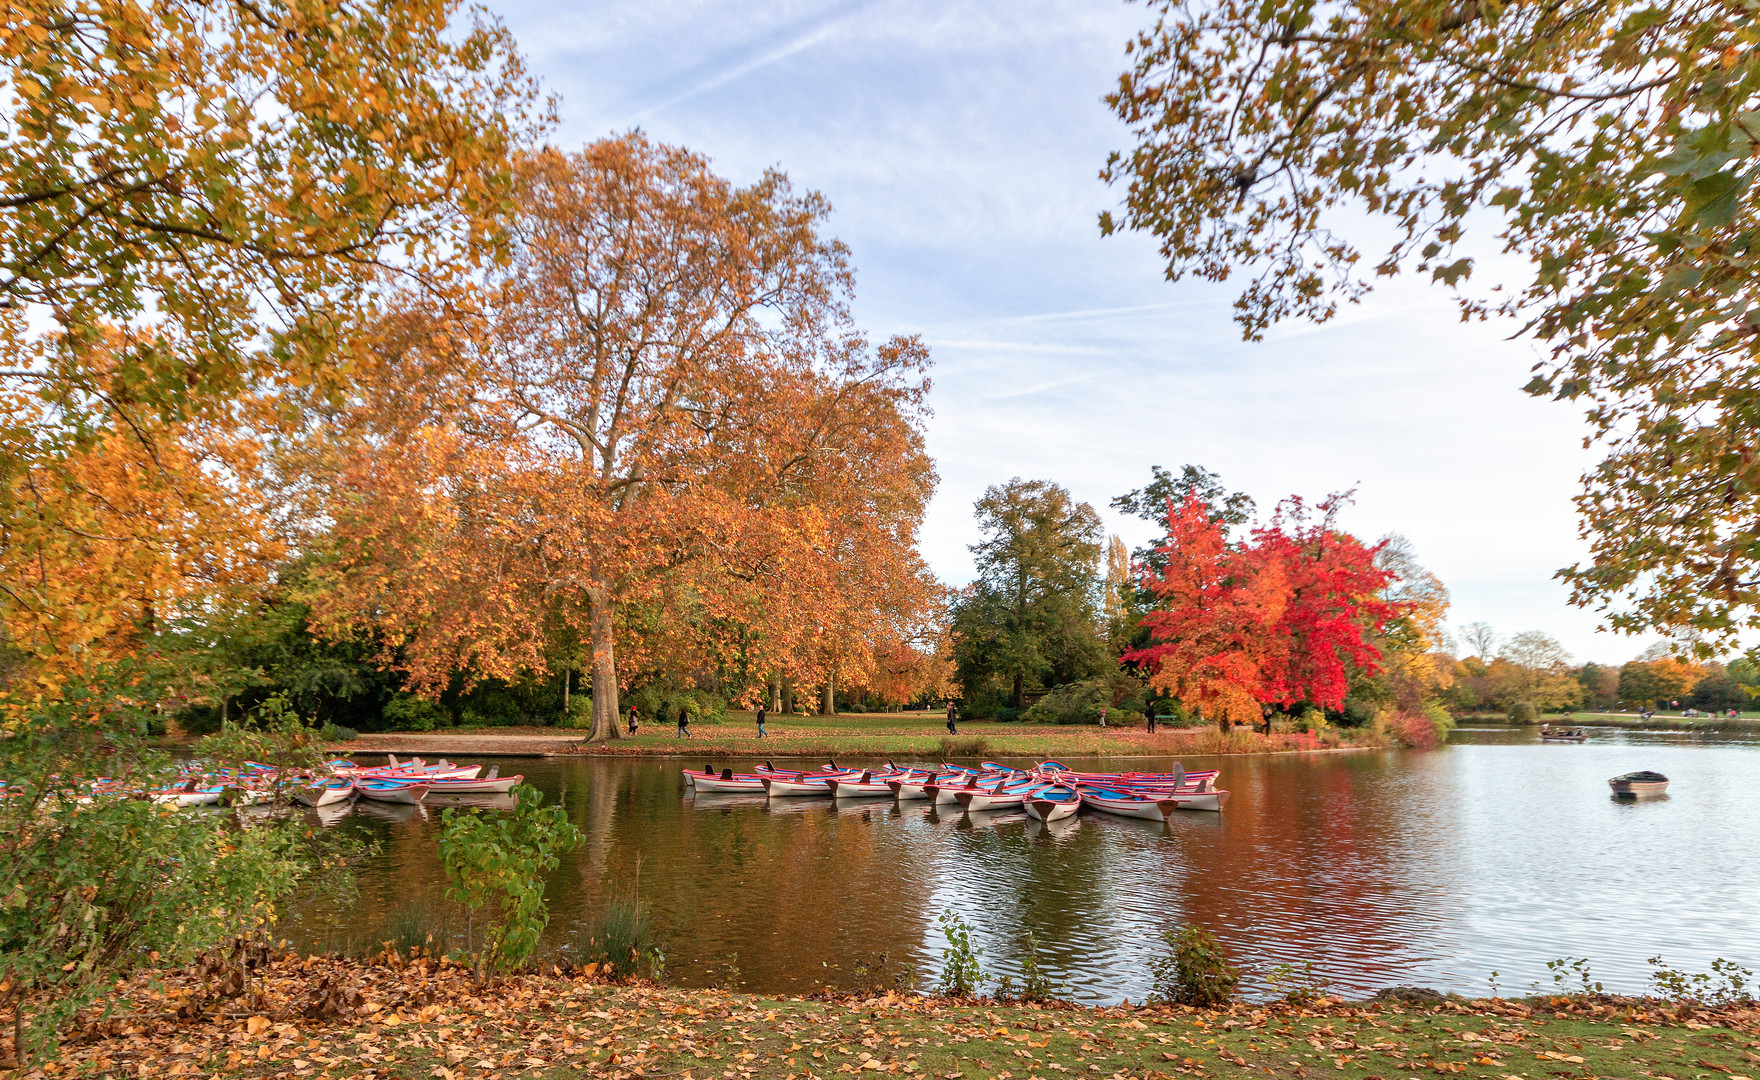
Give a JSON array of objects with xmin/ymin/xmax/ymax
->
[
  {"xmin": 1102, "ymin": 0, "xmax": 1760, "ymax": 645},
  {"xmin": 950, "ymin": 479, "xmax": 1107, "ymax": 710},
  {"xmin": 1576, "ymin": 663, "xmax": 1621, "ymax": 710}
]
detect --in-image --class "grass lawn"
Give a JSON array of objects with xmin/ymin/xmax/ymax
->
[{"xmin": 34, "ymin": 955, "xmax": 1760, "ymax": 1080}]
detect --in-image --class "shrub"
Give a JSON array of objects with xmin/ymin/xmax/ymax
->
[
  {"xmin": 847, "ymin": 702, "xmax": 867, "ymax": 713},
  {"xmin": 1646, "ymin": 956, "xmax": 1754, "ymax": 1005},
  {"xmin": 937, "ymin": 911, "xmax": 984, "ymax": 997},
  {"xmin": 1265, "ymin": 960, "xmax": 1332, "ymax": 1005},
  {"xmin": 1293, "ymin": 707, "xmax": 1330, "ymax": 735},
  {"xmin": 1509, "ymin": 701, "xmax": 1539, "ymax": 725},
  {"xmin": 624, "ymin": 684, "xmax": 726, "ymax": 726},
  {"xmin": 1422, "ymin": 701, "xmax": 1456, "ymax": 741},
  {"xmin": 438, "ymin": 783, "xmax": 584, "ymax": 982},
  {"xmin": 1023, "ymin": 674, "xmax": 1149, "ymax": 724},
  {"xmin": 561, "ymin": 697, "xmax": 592, "ymax": 730},
  {"xmin": 993, "ymin": 706, "xmax": 1021, "ymax": 723},
  {"xmin": 1147, "ymin": 925, "xmax": 1239, "ymax": 1007},
  {"xmin": 319, "ymin": 722, "xmax": 359, "ymax": 742},
  {"xmin": 1382, "ymin": 709, "xmax": 1443, "ymax": 749},
  {"xmin": 1018, "ymin": 932, "xmax": 1057, "ymax": 1002},
  {"xmin": 384, "ymin": 693, "xmax": 449, "ymax": 731}
]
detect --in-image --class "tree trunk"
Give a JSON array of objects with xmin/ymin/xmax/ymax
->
[
  {"xmin": 586, "ymin": 592, "xmax": 623, "ymax": 741},
  {"xmin": 821, "ymin": 668, "xmax": 836, "ymax": 716},
  {"xmin": 769, "ymin": 674, "xmax": 782, "ymax": 713},
  {"xmin": 563, "ymin": 668, "xmax": 570, "ymax": 712},
  {"xmin": 782, "ymin": 677, "xmax": 795, "ymax": 715},
  {"xmin": 1011, "ymin": 672, "xmax": 1024, "ymax": 710}
]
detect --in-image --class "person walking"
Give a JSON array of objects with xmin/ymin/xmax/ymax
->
[
  {"xmin": 626, "ymin": 707, "xmax": 639, "ymax": 736},
  {"xmin": 1098, "ymin": 706, "xmax": 1108, "ymax": 728},
  {"xmin": 945, "ymin": 700, "xmax": 958, "ymax": 735},
  {"xmin": 756, "ymin": 704, "xmax": 767, "ymax": 739},
  {"xmin": 676, "ymin": 706, "xmax": 691, "ymax": 738},
  {"xmin": 1146, "ymin": 705, "xmax": 1157, "ymax": 734}
]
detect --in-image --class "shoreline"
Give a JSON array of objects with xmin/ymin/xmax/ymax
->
[
  {"xmin": 322, "ymin": 721, "xmax": 1390, "ymax": 761},
  {"xmin": 21, "ymin": 954, "xmax": 1758, "ymax": 1080}
]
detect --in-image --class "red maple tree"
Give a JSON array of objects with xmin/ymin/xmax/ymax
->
[{"xmin": 1126, "ymin": 492, "xmax": 1397, "ymax": 730}]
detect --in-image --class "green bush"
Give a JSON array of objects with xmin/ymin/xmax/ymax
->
[
  {"xmin": 624, "ymin": 684, "xmax": 725, "ymax": 727},
  {"xmin": 319, "ymin": 722, "xmax": 359, "ymax": 742},
  {"xmin": 994, "ymin": 706, "xmax": 1021, "ymax": 723},
  {"xmin": 1022, "ymin": 674, "xmax": 1148, "ymax": 725},
  {"xmin": 561, "ymin": 697, "xmax": 592, "ymax": 730},
  {"xmin": 1018, "ymin": 932, "xmax": 1057, "ymax": 1002},
  {"xmin": 384, "ymin": 693, "xmax": 449, "ymax": 731},
  {"xmin": 1422, "ymin": 701, "xmax": 1456, "ymax": 741},
  {"xmin": 936, "ymin": 911, "xmax": 984, "ymax": 997},
  {"xmin": 1147, "ymin": 925, "xmax": 1240, "ymax": 1007},
  {"xmin": 1509, "ymin": 701, "xmax": 1539, "ymax": 725},
  {"xmin": 438, "ymin": 783, "xmax": 584, "ymax": 982}
]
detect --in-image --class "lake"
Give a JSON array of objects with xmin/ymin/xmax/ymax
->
[{"xmin": 287, "ymin": 726, "xmax": 1760, "ymax": 1003}]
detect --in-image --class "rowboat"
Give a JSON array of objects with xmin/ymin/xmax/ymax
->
[
  {"xmin": 1609, "ymin": 770, "xmax": 1669, "ymax": 797},
  {"xmin": 888, "ymin": 768, "xmax": 949, "ymax": 799},
  {"xmin": 762, "ymin": 763, "xmax": 860, "ymax": 797},
  {"xmin": 1038, "ymin": 763, "xmax": 1221, "ymax": 792},
  {"xmin": 688, "ymin": 766, "xmax": 769, "ymax": 793},
  {"xmin": 828, "ymin": 768, "xmax": 914, "ymax": 799},
  {"xmin": 1024, "ymin": 783, "xmax": 1080, "ymax": 821},
  {"xmin": 925, "ymin": 766, "xmax": 1016, "ymax": 805},
  {"xmin": 375, "ymin": 766, "xmax": 521, "ymax": 796},
  {"xmin": 355, "ymin": 778, "xmax": 430, "ymax": 804},
  {"xmin": 293, "ymin": 777, "xmax": 355, "ymax": 807},
  {"xmin": 336, "ymin": 756, "xmax": 482, "ymax": 781},
  {"xmin": 954, "ymin": 777, "xmax": 1040, "ymax": 811},
  {"xmin": 1541, "ymin": 727, "xmax": 1588, "ymax": 742},
  {"xmin": 153, "ymin": 784, "xmax": 225, "ymax": 807},
  {"xmin": 1078, "ymin": 786, "xmax": 1174, "ymax": 820}
]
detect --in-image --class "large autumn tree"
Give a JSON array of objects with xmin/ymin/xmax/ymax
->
[
  {"xmin": 311, "ymin": 135, "xmax": 937, "ymax": 741},
  {"xmin": 1103, "ymin": 0, "xmax": 1760, "ymax": 645},
  {"xmin": 0, "ymin": 0, "xmax": 537, "ymax": 710},
  {"xmin": 1128, "ymin": 492, "xmax": 1397, "ymax": 729}
]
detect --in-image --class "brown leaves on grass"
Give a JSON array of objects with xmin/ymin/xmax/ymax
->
[{"xmin": 9, "ymin": 957, "xmax": 1759, "ymax": 1080}]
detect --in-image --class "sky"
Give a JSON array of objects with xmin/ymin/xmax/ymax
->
[{"xmin": 488, "ymin": 0, "xmax": 1665, "ymax": 665}]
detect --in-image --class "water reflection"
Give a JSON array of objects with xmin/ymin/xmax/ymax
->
[{"xmin": 286, "ymin": 729, "xmax": 1760, "ymax": 1003}]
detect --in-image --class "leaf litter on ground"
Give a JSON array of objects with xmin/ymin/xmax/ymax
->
[{"xmin": 5, "ymin": 952, "xmax": 1757, "ymax": 1080}]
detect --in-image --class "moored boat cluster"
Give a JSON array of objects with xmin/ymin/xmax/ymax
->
[
  {"xmin": 684, "ymin": 759, "xmax": 1230, "ymax": 819},
  {"xmin": 122, "ymin": 755, "xmax": 525, "ymax": 810}
]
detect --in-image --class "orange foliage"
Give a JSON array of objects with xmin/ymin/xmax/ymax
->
[
  {"xmin": 310, "ymin": 135, "xmax": 939, "ymax": 738},
  {"xmin": 0, "ymin": 336, "xmax": 282, "ymax": 718}
]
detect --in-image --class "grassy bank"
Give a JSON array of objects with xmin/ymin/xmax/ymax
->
[
  {"xmin": 337, "ymin": 713, "xmax": 1379, "ymax": 761},
  {"xmin": 17, "ymin": 953, "xmax": 1758, "ymax": 1079}
]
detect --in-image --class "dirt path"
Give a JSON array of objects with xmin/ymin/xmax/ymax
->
[{"xmin": 338, "ymin": 730, "xmax": 590, "ymax": 758}]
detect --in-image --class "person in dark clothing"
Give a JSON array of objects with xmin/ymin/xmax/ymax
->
[
  {"xmin": 945, "ymin": 700, "xmax": 958, "ymax": 735},
  {"xmin": 677, "ymin": 706, "xmax": 691, "ymax": 738},
  {"xmin": 756, "ymin": 705, "xmax": 767, "ymax": 739},
  {"xmin": 627, "ymin": 707, "xmax": 639, "ymax": 736},
  {"xmin": 1146, "ymin": 707, "xmax": 1157, "ymax": 733}
]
